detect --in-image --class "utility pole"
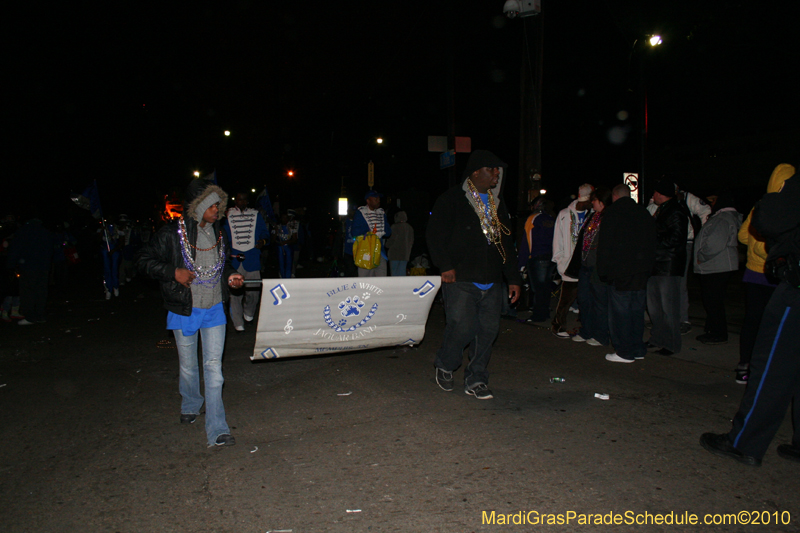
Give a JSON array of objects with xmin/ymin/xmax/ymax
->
[{"xmin": 517, "ymin": 10, "xmax": 544, "ymax": 218}]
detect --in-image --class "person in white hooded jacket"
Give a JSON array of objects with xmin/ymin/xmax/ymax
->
[
  {"xmin": 550, "ymin": 184, "xmax": 593, "ymax": 337},
  {"xmin": 693, "ymin": 190, "xmax": 742, "ymax": 344}
]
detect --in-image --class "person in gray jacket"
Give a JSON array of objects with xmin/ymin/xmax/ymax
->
[
  {"xmin": 693, "ymin": 190, "xmax": 742, "ymax": 344},
  {"xmin": 386, "ymin": 211, "xmax": 414, "ymax": 276}
]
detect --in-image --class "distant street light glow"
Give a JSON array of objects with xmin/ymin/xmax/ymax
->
[
  {"xmin": 251, "ymin": 188, "xmax": 256, "ymax": 193},
  {"xmin": 287, "ymin": 170, "xmax": 294, "ymax": 177},
  {"xmin": 338, "ymin": 198, "xmax": 348, "ymax": 215},
  {"xmin": 193, "ymin": 171, "xmax": 200, "ymax": 177},
  {"xmin": 649, "ymin": 35, "xmax": 662, "ymax": 46},
  {"xmin": 224, "ymin": 130, "xmax": 231, "ymax": 136},
  {"xmin": 376, "ymin": 138, "xmax": 383, "ymax": 144},
  {"xmin": 539, "ymin": 189, "xmax": 547, "ymax": 195}
]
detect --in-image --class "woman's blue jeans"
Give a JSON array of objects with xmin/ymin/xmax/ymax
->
[
  {"xmin": 174, "ymin": 324, "xmax": 230, "ymax": 446},
  {"xmin": 527, "ymin": 257, "xmax": 555, "ymax": 321}
]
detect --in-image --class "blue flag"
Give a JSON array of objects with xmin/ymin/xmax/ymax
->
[
  {"xmin": 202, "ymin": 170, "xmax": 217, "ymax": 185},
  {"xmin": 71, "ymin": 181, "xmax": 103, "ymax": 219},
  {"xmin": 256, "ymin": 186, "xmax": 276, "ymax": 222}
]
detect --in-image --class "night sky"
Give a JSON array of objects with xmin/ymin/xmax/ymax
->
[{"xmin": 7, "ymin": 0, "xmax": 799, "ymax": 224}]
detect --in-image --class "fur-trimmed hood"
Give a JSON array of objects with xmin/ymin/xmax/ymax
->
[{"xmin": 184, "ymin": 179, "xmax": 229, "ymax": 223}]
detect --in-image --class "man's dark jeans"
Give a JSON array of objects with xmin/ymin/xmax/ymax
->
[
  {"xmin": 647, "ymin": 275, "xmax": 682, "ymax": 353},
  {"xmin": 577, "ymin": 266, "xmax": 610, "ymax": 345},
  {"xmin": 608, "ymin": 286, "xmax": 647, "ymax": 360},
  {"xmin": 527, "ymin": 257, "xmax": 555, "ymax": 322},
  {"xmin": 434, "ymin": 282, "xmax": 502, "ymax": 388}
]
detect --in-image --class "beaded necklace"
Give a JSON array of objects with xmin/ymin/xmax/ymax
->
[
  {"xmin": 466, "ymin": 178, "xmax": 511, "ymax": 263},
  {"xmin": 178, "ymin": 218, "xmax": 225, "ymax": 287},
  {"xmin": 581, "ymin": 211, "xmax": 603, "ymax": 261}
]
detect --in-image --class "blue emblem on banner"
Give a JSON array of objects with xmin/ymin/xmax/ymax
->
[
  {"xmin": 338, "ymin": 296, "xmax": 365, "ymax": 317},
  {"xmin": 270, "ymin": 284, "xmax": 290, "ymax": 305},
  {"xmin": 260, "ymin": 347, "xmax": 280, "ymax": 359},
  {"xmin": 412, "ymin": 280, "xmax": 436, "ymax": 297},
  {"xmin": 324, "ymin": 295, "xmax": 378, "ymax": 332}
]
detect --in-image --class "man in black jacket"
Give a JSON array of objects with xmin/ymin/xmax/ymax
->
[
  {"xmin": 426, "ymin": 150, "xmax": 522, "ymax": 400},
  {"xmin": 701, "ymin": 168, "xmax": 800, "ymax": 466},
  {"xmin": 596, "ymin": 184, "xmax": 657, "ymax": 362},
  {"xmin": 137, "ymin": 178, "xmax": 244, "ymax": 447},
  {"xmin": 646, "ymin": 180, "xmax": 689, "ymax": 356}
]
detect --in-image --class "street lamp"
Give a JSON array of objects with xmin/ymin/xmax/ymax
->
[
  {"xmin": 223, "ymin": 130, "xmax": 231, "ymax": 137},
  {"xmin": 376, "ymin": 137, "xmax": 384, "ymax": 144},
  {"xmin": 629, "ymin": 34, "xmax": 663, "ymax": 200},
  {"xmin": 193, "ymin": 171, "xmax": 200, "ymax": 177},
  {"xmin": 338, "ymin": 178, "xmax": 348, "ymax": 216}
]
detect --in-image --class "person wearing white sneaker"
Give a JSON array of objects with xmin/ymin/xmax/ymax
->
[
  {"xmin": 596, "ymin": 184, "xmax": 657, "ymax": 362},
  {"xmin": 605, "ymin": 353, "xmax": 634, "ymax": 363},
  {"xmin": 551, "ymin": 184, "xmax": 594, "ymax": 336},
  {"xmin": 225, "ymin": 191, "xmax": 270, "ymax": 332},
  {"xmin": 586, "ymin": 338, "xmax": 602, "ymax": 346},
  {"xmin": 565, "ymin": 188, "xmax": 614, "ymax": 348}
]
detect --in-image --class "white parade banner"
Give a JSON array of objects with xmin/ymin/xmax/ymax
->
[{"xmin": 252, "ymin": 276, "xmax": 442, "ymax": 360}]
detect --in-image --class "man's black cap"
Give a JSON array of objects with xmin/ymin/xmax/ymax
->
[{"xmin": 462, "ymin": 150, "xmax": 508, "ymax": 179}]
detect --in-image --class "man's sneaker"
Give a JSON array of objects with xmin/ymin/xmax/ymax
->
[
  {"xmin": 18, "ymin": 319, "xmax": 35, "ymax": 326},
  {"xmin": 180, "ymin": 414, "xmax": 197, "ymax": 424},
  {"xmin": 113, "ymin": 288, "xmax": 119, "ymax": 297},
  {"xmin": 777, "ymin": 444, "xmax": 800, "ymax": 463},
  {"xmin": 605, "ymin": 353, "xmax": 635, "ymax": 363},
  {"xmin": 697, "ymin": 333, "xmax": 728, "ymax": 345},
  {"xmin": 586, "ymin": 338, "xmax": 602, "ymax": 346},
  {"xmin": 552, "ymin": 328, "xmax": 572, "ymax": 338},
  {"xmin": 435, "ymin": 368, "xmax": 454, "ymax": 391},
  {"xmin": 680, "ymin": 322, "xmax": 692, "ymax": 335},
  {"xmin": 572, "ymin": 334, "xmax": 588, "ymax": 342},
  {"xmin": 243, "ymin": 314, "xmax": 254, "ymax": 322},
  {"xmin": 735, "ymin": 365, "xmax": 749, "ymax": 385},
  {"xmin": 105, "ymin": 290, "xmax": 111, "ymax": 300},
  {"xmin": 465, "ymin": 383, "xmax": 493, "ymax": 400},
  {"xmin": 214, "ymin": 434, "xmax": 236, "ymax": 447},
  {"xmin": 700, "ymin": 433, "xmax": 761, "ymax": 466}
]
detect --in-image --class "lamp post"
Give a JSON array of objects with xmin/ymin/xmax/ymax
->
[{"xmin": 630, "ymin": 34, "xmax": 662, "ymax": 198}]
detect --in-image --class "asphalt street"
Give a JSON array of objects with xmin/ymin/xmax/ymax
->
[{"xmin": 1, "ymin": 268, "xmax": 798, "ymax": 533}]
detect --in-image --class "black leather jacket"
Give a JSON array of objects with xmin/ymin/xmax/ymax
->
[
  {"xmin": 136, "ymin": 216, "xmax": 236, "ymax": 316},
  {"xmin": 652, "ymin": 197, "xmax": 689, "ymax": 277}
]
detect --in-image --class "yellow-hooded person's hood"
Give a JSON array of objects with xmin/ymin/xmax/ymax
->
[
  {"xmin": 767, "ymin": 163, "xmax": 795, "ymax": 193},
  {"xmin": 739, "ymin": 163, "xmax": 796, "ymax": 273}
]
